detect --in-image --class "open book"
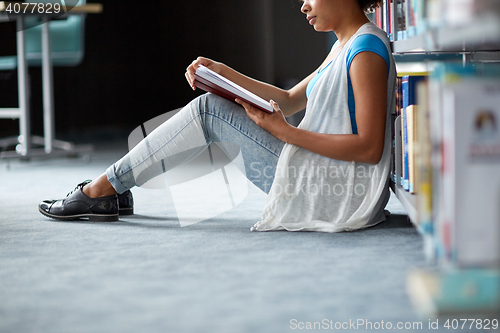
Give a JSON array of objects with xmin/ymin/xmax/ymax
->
[{"xmin": 194, "ymin": 65, "xmax": 274, "ymax": 113}]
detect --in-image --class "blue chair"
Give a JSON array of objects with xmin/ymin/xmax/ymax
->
[
  {"xmin": 0, "ymin": 0, "xmax": 85, "ymax": 69},
  {"xmin": 0, "ymin": 0, "xmax": 91, "ymax": 159}
]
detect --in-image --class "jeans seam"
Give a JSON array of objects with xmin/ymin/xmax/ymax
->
[{"xmin": 118, "ymin": 113, "xmax": 204, "ymax": 179}]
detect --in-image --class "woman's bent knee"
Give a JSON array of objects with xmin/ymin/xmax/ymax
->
[{"xmin": 194, "ymin": 93, "xmax": 240, "ymax": 117}]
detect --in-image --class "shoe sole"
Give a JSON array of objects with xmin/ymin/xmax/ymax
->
[{"xmin": 38, "ymin": 206, "xmax": 119, "ymax": 222}]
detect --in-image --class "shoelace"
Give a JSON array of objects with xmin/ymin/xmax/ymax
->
[{"xmin": 66, "ymin": 179, "xmax": 92, "ymax": 197}]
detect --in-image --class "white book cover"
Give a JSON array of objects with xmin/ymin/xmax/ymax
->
[
  {"xmin": 442, "ymin": 79, "xmax": 500, "ymax": 267},
  {"xmin": 195, "ymin": 65, "xmax": 274, "ymax": 113}
]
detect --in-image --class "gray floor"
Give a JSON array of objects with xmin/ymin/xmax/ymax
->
[{"xmin": 0, "ymin": 139, "xmax": 445, "ymax": 333}]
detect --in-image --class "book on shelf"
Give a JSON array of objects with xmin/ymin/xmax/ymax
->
[
  {"xmin": 413, "ymin": 0, "xmax": 426, "ymax": 34},
  {"xmin": 373, "ymin": 0, "xmax": 395, "ymax": 40},
  {"xmin": 401, "ymin": 109, "xmax": 406, "ymax": 188},
  {"xmin": 194, "ymin": 65, "xmax": 274, "ymax": 114},
  {"xmin": 427, "ymin": 65, "xmax": 448, "ymax": 262},
  {"xmin": 414, "ymin": 79, "xmax": 435, "ymax": 261},
  {"xmin": 394, "ymin": 115, "xmax": 403, "ymax": 193},
  {"xmin": 405, "ymin": 0, "xmax": 417, "ymax": 36},
  {"xmin": 393, "ymin": 77, "xmax": 403, "ymax": 184},
  {"xmin": 426, "ymin": 0, "xmax": 444, "ymax": 29},
  {"xmin": 396, "ymin": 0, "xmax": 406, "ymax": 39},
  {"xmin": 415, "ymin": 80, "xmax": 432, "ymax": 226},
  {"xmin": 378, "ymin": 0, "xmax": 500, "ymax": 42},
  {"xmin": 387, "ymin": 0, "xmax": 394, "ymax": 40},
  {"xmin": 440, "ymin": 77, "xmax": 500, "ymax": 267},
  {"xmin": 402, "ymin": 75, "xmax": 427, "ymax": 192},
  {"xmin": 406, "ymin": 104, "xmax": 417, "ymax": 194},
  {"xmin": 424, "ymin": 63, "xmax": 500, "ymax": 267},
  {"xmin": 444, "ymin": 0, "xmax": 500, "ymax": 27},
  {"xmin": 379, "ymin": 0, "xmax": 428, "ymax": 40},
  {"xmin": 407, "ymin": 268, "xmax": 500, "ymax": 317}
]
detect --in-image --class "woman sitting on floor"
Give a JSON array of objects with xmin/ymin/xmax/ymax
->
[{"xmin": 39, "ymin": 0, "xmax": 396, "ymax": 233}]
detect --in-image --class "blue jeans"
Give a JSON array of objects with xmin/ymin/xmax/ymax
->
[{"xmin": 106, "ymin": 93, "xmax": 285, "ymax": 194}]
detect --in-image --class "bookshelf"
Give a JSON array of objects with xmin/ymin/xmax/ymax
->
[
  {"xmin": 385, "ymin": 6, "xmax": 500, "ymax": 223},
  {"xmin": 390, "ymin": 173, "xmax": 417, "ymax": 222},
  {"xmin": 391, "ymin": 182, "xmax": 417, "ymax": 221},
  {"xmin": 381, "ymin": 2, "xmax": 500, "ymax": 228},
  {"xmin": 377, "ymin": 0, "xmax": 500, "ymax": 317},
  {"xmin": 390, "ymin": 113, "xmax": 418, "ymax": 223},
  {"xmin": 392, "ymin": 15, "xmax": 500, "ymax": 53}
]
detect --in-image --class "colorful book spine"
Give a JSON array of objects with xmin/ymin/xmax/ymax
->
[
  {"xmin": 401, "ymin": 98, "xmax": 407, "ymax": 188},
  {"xmin": 407, "ymin": 104, "xmax": 417, "ymax": 193},
  {"xmin": 414, "ymin": 0, "xmax": 426, "ymax": 34},
  {"xmin": 387, "ymin": 0, "xmax": 392, "ymax": 40},
  {"xmin": 406, "ymin": 0, "xmax": 416, "ymax": 36},
  {"xmin": 374, "ymin": 7, "xmax": 381, "ymax": 28},
  {"xmin": 380, "ymin": 0, "xmax": 431, "ymax": 40},
  {"xmin": 402, "ymin": 75, "xmax": 426, "ymax": 191},
  {"xmin": 396, "ymin": 0, "xmax": 407, "ymax": 41},
  {"xmin": 402, "ymin": 76, "xmax": 409, "ymax": 189},
  {"xmin": 415, "ymin": 79, "xmax": 434, "ymax": 259},
  {"xmin": 393, "ymin": 77, "xmax": 403, "ymax": 183},
  {"xmin": 383, "ymin": 0, "xmax": 388, "ymax": 36}
]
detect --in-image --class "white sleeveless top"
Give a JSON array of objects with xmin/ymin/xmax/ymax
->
[{"xmin": 252, "ymin": 22, "xmax": 397, "ymax": 232}]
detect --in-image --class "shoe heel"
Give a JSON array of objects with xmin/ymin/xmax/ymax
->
[
  {"xmin": 119, "ymin": 208, "xmax": 134, "ymax": 216},
  {"xmin": 89, "ymin": 214, "xmax": 119, "ymax": 222}
]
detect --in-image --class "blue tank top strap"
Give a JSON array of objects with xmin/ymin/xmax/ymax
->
[
  {"xmin": 305, "ymin": 34, "xmax": 390, "ymax": 134},
  {"xmin": 347, "ymin": 34, "xmax": 390, "ymax": 134}
]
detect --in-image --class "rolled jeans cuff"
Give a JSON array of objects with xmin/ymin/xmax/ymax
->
[{"xmin": 106, "ymin": 164, "xmax": 129, "ymax": 195}]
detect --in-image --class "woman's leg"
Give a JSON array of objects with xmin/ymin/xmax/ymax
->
[
  {"xmin": 39, "ymin": 93, "xmax": 284, "ymax": 221},
  {"xmin": 90, "ymin": 93, "xmax": 285, "ymax": 197}
]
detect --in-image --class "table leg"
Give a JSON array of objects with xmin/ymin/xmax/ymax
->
[
  {"xmin": 41, "ymin": 15, "xmax": 55, "ymax": 154},
  {"xmin": 16, "ymin": 16, "xmax": 30, "ymax": 156}
]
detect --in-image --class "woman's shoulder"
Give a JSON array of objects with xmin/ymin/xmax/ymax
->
[
  {"xmin": 347, "ymin": 24, "xmax": 392, "ymax": 70},
  {"xmin": 351, "ymin": 33, "xmax": 386, "ymax": 49},
  {"xmin": 355, "ymin": 22, "xmax": 391, "ymax": 45}
]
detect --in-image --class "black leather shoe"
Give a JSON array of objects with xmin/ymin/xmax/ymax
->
[
  {"xmin": 118, "ymin": 190, "xmax": 134, "ymax": 216},
  {"xmin": 38, "ymin": 181, "xmax": 119, "ymax": 222}
]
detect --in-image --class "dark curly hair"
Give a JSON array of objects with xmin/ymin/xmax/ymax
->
[{"xmin": 358, "ymin": 0, "xmax": 382, "ymax": 12}]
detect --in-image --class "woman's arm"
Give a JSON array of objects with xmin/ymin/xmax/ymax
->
[
  {"xmin": 237, "ymin": 51, "xmax": 388, "ymax": 165},
  {"xmin": 185, "ymin": 57, "xmax": 315, "ymax": 116},
  {"xmin": 218, "ymin": 64, "xmax": 315, "ymax": 116}
]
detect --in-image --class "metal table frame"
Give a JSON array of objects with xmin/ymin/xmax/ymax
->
[{"xmin": 0, "ymin": 6, "xmax": 100, "ymax": 160}]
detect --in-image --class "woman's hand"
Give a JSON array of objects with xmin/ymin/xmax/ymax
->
[
  {"xmin": 185, "ymin": 57, "xmax": 224, "ymax": 91},
  {"xmin": 235, "ymin": 99, "xmax": 294, "ymax": 143}
]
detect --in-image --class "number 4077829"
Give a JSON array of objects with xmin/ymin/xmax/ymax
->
[
  {"xmin": 5, "ymin": 2, "xmax": 62, "ymax": 14},
  {"xmin": 444, "ymin": 319, "xmax": 498, "ymax": 330}
]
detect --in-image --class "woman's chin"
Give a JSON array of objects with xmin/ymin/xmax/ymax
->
[
  {"xmin": 313, "ymin": 26, "xmax": 329, "ymax": 32},
  {"xmin": 310, "ymin": 23, "xmax": 332, "ymax": 32}
]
